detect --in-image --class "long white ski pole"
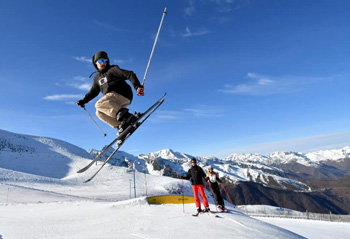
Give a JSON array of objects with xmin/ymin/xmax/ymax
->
[
  {"xmin": 83, "ymin": 106, "xmax": 107, "ymax": 137},
  {"xmin": 142, "ymin": 7, "xmax": 167, "ymax": 86}
]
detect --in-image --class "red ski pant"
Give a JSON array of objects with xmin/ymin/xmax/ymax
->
[{"xmin": 192, "ymin": 185, "xmax": 209, "ymax": 208}]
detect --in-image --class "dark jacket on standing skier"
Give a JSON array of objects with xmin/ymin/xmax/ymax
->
[
  {"xmin": 184, "ymin": 164, "xmax": 206, "ymax": 185},
  {"xmin": 182, "ymin": 158, "xmax": 210, "ymax": 213}
]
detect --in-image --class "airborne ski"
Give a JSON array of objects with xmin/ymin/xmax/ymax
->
[{"xmin": 78, "ymin": 93, "xmax": 166, "ymax": 182}]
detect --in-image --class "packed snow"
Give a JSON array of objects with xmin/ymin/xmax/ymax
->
[
  {"xmin": 1, "ymin": 129, "xmax": 350, "ymax": 238},
  {"xmin": 256, "ymin": 217, "xmax": 350, "ymax": 239},
  {"xmin": 1, "ymin": 167, "xmax": 304, "ymax": 239}
]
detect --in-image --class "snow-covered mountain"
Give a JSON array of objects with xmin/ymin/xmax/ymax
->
[
  {"xmin": 139, "ymin": 149, "xmax": 310, "ymax": 191},
  {"xmin": 1, "ymin": 129, "xmax": 350, "ymax": 214},
  {"xmin": 138, "ymin": 146, "xmax": 350, "ymax": 190},
  {"xmin": 0, "ymin": 129, "xmax": 92, "ymax": 179},
  {"xmin": 2, "ymin": 129, "xmax": 349, "ymax": 192}
]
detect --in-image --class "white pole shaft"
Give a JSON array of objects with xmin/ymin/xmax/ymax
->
[{"xmin": 142, "ymin": 7, "xmax": 167, "ymax": 86}]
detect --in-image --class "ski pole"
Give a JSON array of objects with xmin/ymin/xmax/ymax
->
[
  {"xmin": 142, "ymin": 7, "xmax": 167, "ymax": 86},
  {"xmin": 83, "ymin": 106, "xmax": 107, "ymax": 137},
  {"xmin": 208, "ymin": 181, "xmax": 218, "ymax": 212},
  {"xmin": 221, "ymin": 183, "xmax": 235, "ymax": 208},
  {"xmin": 182, "ymin": 178, "xmax": 185, "ymax": 213}
]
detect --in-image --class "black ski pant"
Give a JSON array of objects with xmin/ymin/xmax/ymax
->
[{"xmin": 210, "ymin": 182, "xmax": 225, "ymax": 206}]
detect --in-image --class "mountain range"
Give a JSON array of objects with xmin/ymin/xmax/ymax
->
[{"xmin": 1, "ymin": 129, "xmax": 349, "ymax": 214}]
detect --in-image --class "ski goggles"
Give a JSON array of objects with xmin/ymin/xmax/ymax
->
[{"xmin": 97, "ymin": 59, "xmax": 108, "ymax": 63}]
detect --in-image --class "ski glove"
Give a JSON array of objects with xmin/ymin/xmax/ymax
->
[
  {"xmin": 137, "ymin": 86, "xmax": 144, "ymax": 96},
  {"xmin": 77, "ymin": 99, "xmax": 85, "ymax": 108}
]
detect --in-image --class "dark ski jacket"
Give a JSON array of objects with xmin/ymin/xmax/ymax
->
[
  {"xmin": 81, "ymin": 65, "xmax": 142, "ymax": 104},
  {"xmin": 184, "ymin": 165, "xmax": 206, "ymax": 185}
]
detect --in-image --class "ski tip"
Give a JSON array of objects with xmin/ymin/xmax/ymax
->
[{"xmin": 83, "ymin": 178, "xmax": 92, "ymax": 183}]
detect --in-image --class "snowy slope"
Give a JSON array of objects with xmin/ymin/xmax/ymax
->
[
  {"xmin": 0, "ymin": 129, "xmax": 92, "ymax": 179},
  {"xmin": 1, "ymin": 129, "xmax": 350, "ymax": 238},
  {"xmin": 0, "ymin": 131, "xmax": 304, "ymax": 239},
  {"xmin": 0, "ymin": 196, "xmax": 305, "ymax": 239}
]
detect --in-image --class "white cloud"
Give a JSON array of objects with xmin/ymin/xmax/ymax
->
[
  {"xmin": 74, "ymin": 83, "xmax": 91, "ymax": 91},
  {"xmin": 213, "ymin": 0, "xmax": 250, "ymax": 12},
  {"xmin": 74, "ymin": 76, "xmax": 89, "ymax": 81},
  {"xmin": 184, "ymin": 0, "xmax": 196, "ymax": 16},
  {"xmin": 73, "ymin": 54, "xmax": 132, "ymax": 68},
  {"xmin": 43, "ymin": 94, "xmax": 83, "ymax": 101},
  {"xmin": 155, "ymin": 110, "xmax": 183, "ymax": 120},
  {"xmin": 66, "ymin": 76, "xmax": 92, "ymax": 91},
  {"xmin": 219, "ymin": 72, "xmax": 332, "ymax": 96},
  {"xmin": 184, "ymin": 104, "xmax": 225, "ymax": 118},
  {"xmin": 153, "ymin": 105, "xmax": 225, "ymax": 121},
  {"xmin": 94, "ymin": 20, "xmax": 127, "ymax": 32},
  {"xmin": 73, "ymin": 56, "xmax": 91, "ymax": 63},
  {"xmin": 182, "ymin": 26, "xmax": 211, "ymax": 38}
]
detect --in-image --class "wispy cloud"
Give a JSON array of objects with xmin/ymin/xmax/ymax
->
[
  {"xmin": 182, "ymin": 26, "xmax": 211, "ymax": 38},
  {"xmin": 44, "ymin": 77, "xmax": 88, "ymax": 101},
  {"xmin": 185, "ymin": 0, "xmax": 250, "ymax": 17},
  {"xmin": 214, "ymin": 0, "xmax": 249, "ymax": 12},
  {"xmin": 112, "ymin": 58, "xmax": 134, "ymax": 65},
  {"xmin": 155, "ymin": 110, "xmax": 183, "ymax": 120},
  {"xmin": 153, "ymin": 105, "xmax": 226, "ymax": 122},
  {"xmin": 73, "ymin": 55, "xmax": 132, "ymax": 66},
  {"xmin": 219, "ymin": 72, "xmax": 332, "ymax": 96},
  {"xmin": 184, "ymin": 0, "xmax": 196, "ymax": 16},
  {"xmin": 184, "ymin": 104, "xmax": 225, "ymax": 118},
  {"xmin": 65, "ymin": 76, "xmax": 92, "ymax": 91},
  {"xmin": 70, "ymin": 82, "xmax": 91, "ymax": 91},
  {"xmin": 94, "ymin": 20, "xmax": 129, "ymax": 32},
  {"xmin": 43, "ymin": 94, "xmax": 83, "ymax": 101},
  {"xmin": 73, "ymin": 56, "xmax": 91, "ymax": 63}
]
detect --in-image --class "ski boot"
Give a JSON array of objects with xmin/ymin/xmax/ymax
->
[
  {"xmin": 218, "ymin": 205, "xmax": 227, "ymax": 212},
  {"xmin": 203, "ymin": 207, "xmax": 211, "ymax": 213},
  {"xmin": 116, "ymin": 108, "xmax": 140, "ymax": 144}
]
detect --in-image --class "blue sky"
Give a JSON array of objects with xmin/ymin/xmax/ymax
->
[{"xmin": 1, "ymin": 0, "xmax": 350, "ymax": 158}]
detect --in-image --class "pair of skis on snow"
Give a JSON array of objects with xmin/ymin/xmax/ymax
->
[
  {"xmin": 77, "ymin": 93, "xmax": 166, "ymax": 183},
  {"xmin": 192, "ymin": 208, "xmax": 229, "ymax": 217}
]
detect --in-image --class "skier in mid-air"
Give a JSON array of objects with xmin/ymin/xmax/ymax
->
[
  {"xmin": 77, "ymin": 51, "xmax": 144, "ymax": 134},
  {"xmin": 182, "ymin": 158, "xmax": 211, "ymax": 214}
]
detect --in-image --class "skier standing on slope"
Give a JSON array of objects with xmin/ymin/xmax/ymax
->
[
  {"xmin": 77, "ymin": 51, "xmax": 144, "ymax": 134},
  {"xmin": 206, "ymin": 166, "xmax": 226, "ymax": 212},
  {"xmin": 182, "ymin": 158, "xmax": 211, "ymax": 213}
]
